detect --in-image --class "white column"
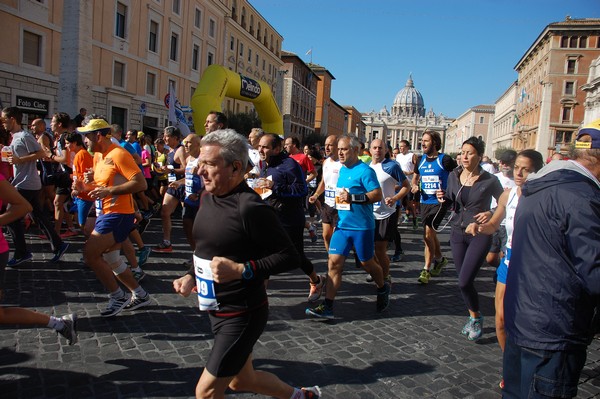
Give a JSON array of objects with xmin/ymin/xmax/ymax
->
[{"xmin": 536, "ymin": 82, "xmax": 553, "ymax": 152}]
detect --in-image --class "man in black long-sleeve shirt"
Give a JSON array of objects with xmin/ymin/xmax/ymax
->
[{"xmin": 173, "ymin": 129, "xmax": 321, "ymax": 399}]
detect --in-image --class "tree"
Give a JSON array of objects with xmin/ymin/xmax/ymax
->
[
  {"xmin": 225, "ymin": 111, "xmax": 261, "ymax": 136},
  {"xmin": 494, "ymin": 146, "xmax": 516, "ymax": 161}
]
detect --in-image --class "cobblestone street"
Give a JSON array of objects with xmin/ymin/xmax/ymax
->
[{"xmin": 1, "ymin": 217, "xmax": 598, "ymax": 398}]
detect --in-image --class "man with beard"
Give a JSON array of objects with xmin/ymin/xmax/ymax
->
[{"xmin": 411, "ymin": 130, "xmax": 456, "ymax": 284}]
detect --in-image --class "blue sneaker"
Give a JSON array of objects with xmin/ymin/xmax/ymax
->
[
  {"xmin": 136, "ymin": 247, "xmax": 151, "ymax": 266},
  {"xmin": 305, "ymin": 303, "xmax": 333, "ymax": 319},
  {"xmin": 50, "ymin": 242, "xmax": 69, "ymax": 263},
  {"xmin": 7, "ymin": 252, "xmax": 33, "ymax": 267},
  {"xmin": 468, "ymin": 316, "xmax": 483, "ymax": 341}
]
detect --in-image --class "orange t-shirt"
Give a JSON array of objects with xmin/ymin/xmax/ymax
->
[
  {"xmin": 93, "ymin": 144, "xmax": 140, "ymax": 215},
  {"xmin": 73, "ymin": 148, "xmax": 94, "ymax": 202}
]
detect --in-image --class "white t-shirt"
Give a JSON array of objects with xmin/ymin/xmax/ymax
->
[{"xmin": 322, "ymin": 157, "xmax": 342, "ymax": 207}]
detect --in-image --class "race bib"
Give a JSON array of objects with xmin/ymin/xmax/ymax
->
[
  {"xmin": 95, "ymin": 199, "xmax": 103, "ymax": 217},
  {"xmin": 168, "ymin": 172, "xmax": 177, "ymax": 183},
  {"xmin": 194, "ymin": 255, "xmax": 219, "ymax": 311},
  {"xmin": 421, "ymin": 175, "xmax": 440, "ymax": 195},
  {"xmin": 335, "ymin": 188, "xmax": 350, "ymax": 211},
  {"xmin": 324, "ymin": 186, "xmax": 336, "ymax": 207}
]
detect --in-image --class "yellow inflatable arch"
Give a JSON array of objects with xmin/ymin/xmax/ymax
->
[{"xmin": 191, "ymin": 64, "xmax": 283, "ymax": 136}]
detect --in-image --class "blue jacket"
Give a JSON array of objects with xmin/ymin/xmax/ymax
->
[
  {"xmin": 262, "ymin": 152, "xmax": 307, "ymax": 228},
  {"xmin": 505, "ymin": 160, "xmax": 600, "ymax": 350}
]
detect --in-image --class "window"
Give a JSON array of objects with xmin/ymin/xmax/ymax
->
[
  {"xmin": 116, "ymin": 2, "xmax": 127, "ymax": 38},
  {"xmin": 207, "ymin": 51, "xmax": 214, "ymax": 66},
  {"xmin": 555, "ymin": 130, "xmax": 573, "ymax": 145},
  {"xmin": 111, "ymin": 107, "xmax": 128, "ymax": 132},
  {"xmin": 248, "ymin": 48, "xmax": 252, "ymax": 63},
  {"xmin": 170, "ymin": 32, "xmax": 178, "ymax": 61},
  {"xmin": 569, "ymin": 37, "xmax": 578, "ymax": 48},
  {"xmin": 560, "ymin": 36, "xmax": 568, "ymax": 48},
  {"xmin": 566, "ymin": 59, "xmax": 577, "ymax": 74},
  {"xmin": 255, "ymin": 54, "xmax": 259, "ymax": 67},
  {"xmin": 146, "ymin": 72, "xmax": 156, "ymax": 96},
  {"xmin": 194, "ymin": 8, "xmax": 202, "ymax": 29},
  {"xmin": 149, "ymin": 21, "xmax": 158, "ymax": 52},
  {"xmin": 23, "ymin": 31, "xmax": 42, "ymax": 66},
  {"xmin": 561, "ymin": 106, "xmax": 572, "ymax": 122},
  {"xmin": 565, "ymin": 81, "xmax": 575, "ymax": 95},
  {"xmin": 192, "ymin": 44, "xmax": 199, "ymax": 71},
  {"xmin": 262, "ymin": 59, "xmax": 265, "ymax": 71},
  {"xmin": 209, "ymin": 18, "xmax": 216, "ymax": 38},
  {"xmin": 172, "ymin": 0, "xmax": 180, "ymax": 14},
  {"xmin": 113, "ymin": 61, "xmax": 125, "ymax": 87},
  {"xmin": 230, "ymin": 36, "xmax": 235, "ymax": 51},
  {"xmin": 239, "ymin": 43, "xmax": 244, "ymax": 57},
  {"xmin": 479, "ymin": 116, "xmax": 484, "ymax": 124},
  {"xmin": 579, "ymin": 36, "xmax": 587, "ymax": 48}
]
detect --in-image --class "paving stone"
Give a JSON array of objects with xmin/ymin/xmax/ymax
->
[{"xmin": 0, "ymin": 218, "xmax": 598, "ymax": 398}]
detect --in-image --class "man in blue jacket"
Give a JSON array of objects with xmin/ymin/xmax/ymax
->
[
  {"xmin": 503, "ymin": 120, "xmax": 600, "ymax": 398},
  {"xmin": 256, "ymin": 134, "xmax": 325, "ymax": 302}
]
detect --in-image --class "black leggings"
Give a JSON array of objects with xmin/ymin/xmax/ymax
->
[
  {"xmin": 285, "ymin": 225, "xmax": 315, "ymax": 277},
  {"xmin": 450, "ymin": 229, "xmax": 492, "ymax": 313}
]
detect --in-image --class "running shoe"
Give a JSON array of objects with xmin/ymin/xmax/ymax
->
[
  {"xmin": 417, "ymin": 269, "xmax": 431, "ymax": 284},
  {"xmin": 60, "ymin": 228, "xmax": 79, "ymax": 238},
  {"xmin": 376, "ymin": 282, "xmax": 391, "ymax": 312},
  {"xmin": 307, "ymin": 274, "xmax": 327, "ymax": 302},
  {"xmin": 468, "ymin": 316, "xmax": 483, "ymax": 341},
  {"xmin": 138, "ymin": 217, "xmax": 151, "ymax": 234},
  {"xmin": 412, "ymin": 218, "xmax": 418, "ymax": 229},
  {"xmin": 152, "ymin": 241, "xmax": 172, "ymax": 253},
  {"xmin": 390, "ymin": 250, "xmax": 404, "ymax": 262},
  {"xmin": 7, "ymin": 252, "xmax": 33, "ymax": 267},
  {"xmin": 461, "ymin": 317, "xmax": 474, "ymax": 336},
  {"xmin": 301, "ymin": 386, "xmax": 322, "ymax": 399},
  {"xmin": 50, "ymin": 242, "xmax": 70, "ymax": 263},
  {"xmin": 123, "ymin": 293, "xmax": 151, "ymax": 311},
  {"xmin": 401, "ymin": 214, "xmax": 409, "ymax": 224},
  {"xmin": 57, "ymin": 313, "xmax": 78, "ymax": 346},
  {"xmin": 100, "ymin": 294, "xmax": 131, "ymax": 317},
  {"xmin": 305, "ymin": 303, "xmax": 334, "ymax": 319},
  {"xmin": 136, "ymin": 247, "xmax": 151, "ymax": 266},
  {"xmin": 430, "ymin": 257, "xmax": 448, "ymax": 277},
  {"xmin": 308, "ymin": 223, "xmax": 317, "ymax": 243},
  {"xmin": 132, "ymin": 268, "xmax": 146, "ymax": 282}
]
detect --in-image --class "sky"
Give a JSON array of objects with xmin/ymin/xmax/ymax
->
[{"xmin": 251, "ymin": 0, "xmax": 600, "ymax": 118}]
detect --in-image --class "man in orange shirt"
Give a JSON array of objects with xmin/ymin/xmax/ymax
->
[{"xmin": 78, "ymin": 118, "xmax": 151, "ymax": 317}]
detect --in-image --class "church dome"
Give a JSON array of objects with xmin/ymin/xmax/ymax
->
[{"xmin": 392, "ymin": 75, "xmax": 425, "ymax": 117}]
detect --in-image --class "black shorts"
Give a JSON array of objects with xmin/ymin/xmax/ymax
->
[
  {"xmin": 320, "ymin": 203, "xmax": 338, "ymax": 225},
  {"xmin": 420, "ymin": 202, "xmax": 449, "ymax": 229},
  {"xmin": 206, "ymin": 304, "xmax": 268, "ymax": 377},
  {"xmin": 374, "ymin": 212, "xmax": 399, "ymax": 242},
  {"xmin": 157, "ymin": 178, "xmax": 168, "ymax": 187},
  {"xmin": 489, "ymin": 225, "xmax": 507, "ymax": 253},
  {"xmin": 166, "ymin": 185, "xmax": 186, "ymax": 202}
]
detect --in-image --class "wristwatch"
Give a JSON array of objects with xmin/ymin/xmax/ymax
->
[{"xmin": 242, "ymin": 262, "xmax": 254, "ymax": 280}]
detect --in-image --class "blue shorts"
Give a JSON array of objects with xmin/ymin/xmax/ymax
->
[
  {"xmin": 94, "ymin": 213, "xmax": 135, "ymax": 243},
  {"xmin": 329, "ymin": 228, "xmax": 375, "ymax": 262},
  {"xmin": 496, "ymin": 247, "xmax": 511, "ymax": 284},
  {"xmin": 75, "ymin": 198, "xmax": 94, "ymax": 226}
]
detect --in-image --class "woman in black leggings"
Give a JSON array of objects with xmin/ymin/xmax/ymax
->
[{"xmin": 436, "ymin": 137, "xmax": 503, "ymax": 341}]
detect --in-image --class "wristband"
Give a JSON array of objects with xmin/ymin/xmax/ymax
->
[{"xmin": 350, "ymin": 193, "xmax": 368, "ymax": 204}]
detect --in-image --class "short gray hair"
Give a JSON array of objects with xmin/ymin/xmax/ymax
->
[
  {"xmin": 201, "ymin": 129, "xmax": 249, "ymax": 170},
  {"xmin": 339, "ymin": 134, "xmax": 360, "ymax": 152}
]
